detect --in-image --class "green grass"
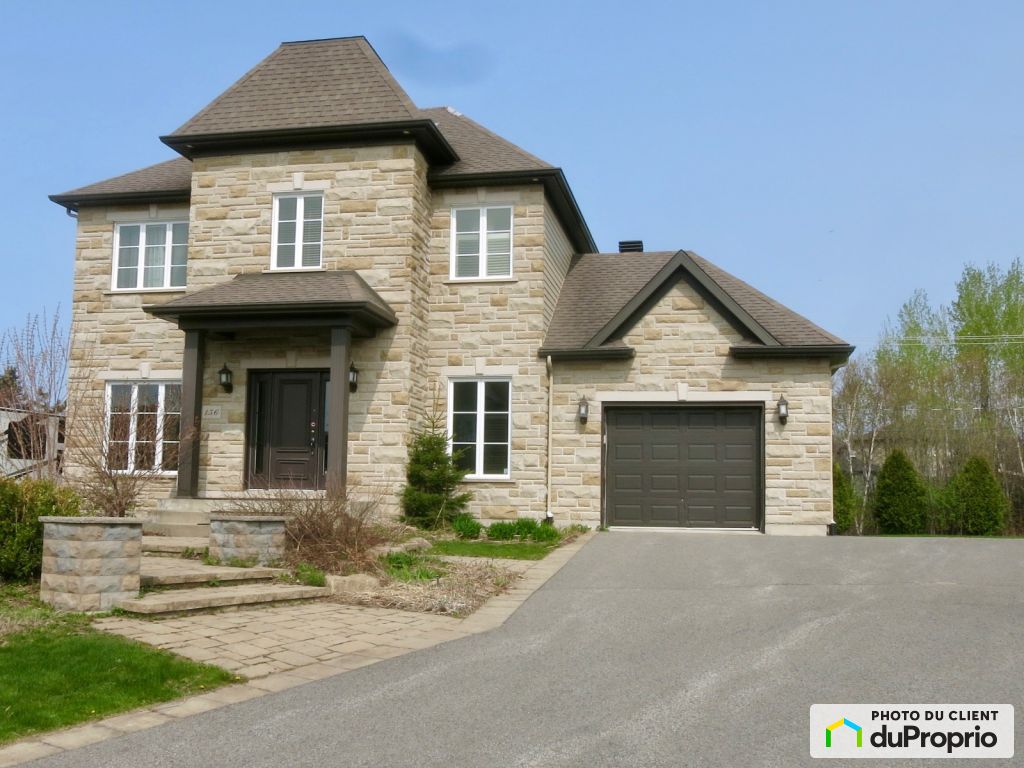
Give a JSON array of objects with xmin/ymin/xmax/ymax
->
[
  {"xmin": 429, "ymin": 539, "xmax": 556, "ymax": 560},
  {"xmin": 382, "ymin": 552, "xmax": 445, "ymax": 581},
  {"xmin": 0, "ymin": 583, "xmax": 234, "ymax": 744},
  {"xmin": 294, "ymin": 562, "xmax": 326, "ymax": 587}
]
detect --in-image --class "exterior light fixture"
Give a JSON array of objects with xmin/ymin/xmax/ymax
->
[
  {"xmin": 349, "ymin": 363, "xmax": 359, "ymax": 393},
  {"xmin": 577, "ymin": 397, "xmax": 589, "ymax": 424},
  {"xmin": 218, "ymin": 364, "xmax": 233, "ymax": 393},
  {"xmin": 777, "ymin": 394, "xmax": 789, "ymax": 425}
]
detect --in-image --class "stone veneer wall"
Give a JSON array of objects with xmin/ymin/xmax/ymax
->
[
  {"xmin": 549, "ymin": 278, "xmax": 835, "ymax": 534},
  {"xmin": 426, "ymin": 186, "xmax": 552, "ymax": 520},
  {"xmin": 208, "ymin": 515, "xmax": 286, "ymax": 565},
  {"xmin": 39, "ymin": 517, "xmax": 142, "ymax": 611}
]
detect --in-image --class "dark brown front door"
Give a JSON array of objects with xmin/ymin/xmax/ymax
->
[
  {"xmin": 246, "ymin": 370, "xmax": 328, "ymax": 490},
  {"xmin": 604, "ymin": 406, "xmax": 762, "ymax": 528}
]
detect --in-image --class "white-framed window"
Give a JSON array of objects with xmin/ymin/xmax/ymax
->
[
  {"xmin": 106, "ymin": 382, "xmax": 181, "ymax": 474},
  {"xmin": 272, "ymin": 193, "xmax": 323, "ymax": 269},
  {"xmin": 450, "ymin": 206, "xmax": 513, "ymax": 279},
  {"xmin": 448, "ymin": 378, "xmax": 511, "ymax": 479},
  {"xmin": 113, "ymin": 222, "xmax": 188, "ymax": 290}
]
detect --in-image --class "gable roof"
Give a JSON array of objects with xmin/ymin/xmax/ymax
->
[{"xmin": 540, "ymin": 251, "xmax": 853, "ymax": 363}]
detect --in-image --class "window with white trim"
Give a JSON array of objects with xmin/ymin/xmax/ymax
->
[
  {"xmin": 449, "ymin": 379, "xmax": 511, "ymax": 478},
  {"xmin": 106, "ymin": 382, "xmax": 181, "ymax": 473},
  {"xmin": 450, "ymin": 206, "xmax": 513, "ymax": 279},
  {"xmin": 113, "ymin": 222, "xmax": 188, "ymax": 290},
  {"xmin": 272, "ymin": 194, "xmax": 323, "ymax": 269}
]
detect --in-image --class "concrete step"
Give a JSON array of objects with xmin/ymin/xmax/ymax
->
[
  {"xmin": 116, "ymin": 583, "xmax": 329, "ymax": 615},
  {"xmin": 142, "ymin": 535, "xmax": 208, "ymax": 555},
  {"xmin": 140, "ymin": 555, "xmax": 284, "ymax": 589}
]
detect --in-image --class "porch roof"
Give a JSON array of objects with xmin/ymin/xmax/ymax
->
[{"xmin": 144, "ymin": 270, "xmax": 397, "ymax": 335}]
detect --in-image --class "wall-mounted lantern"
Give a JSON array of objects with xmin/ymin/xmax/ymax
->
[
  {"xmin": 577, "ymin": 397, "xmax": 589, "ymax": 425},
  {"xmin": 777, "ymin": 394, "xmax": 789, "ymax": 425},
  {"xmin": 349, "ymin": 363, "xmax": 359, "ymax": 393},
  {"xmin": 218, "ymin": 364, "xmax": 233, "ymax": 393}
]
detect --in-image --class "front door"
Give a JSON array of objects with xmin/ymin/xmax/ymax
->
[{"xmin": 246, "ymin": 370, "xmax": 328, "ymax": 489}]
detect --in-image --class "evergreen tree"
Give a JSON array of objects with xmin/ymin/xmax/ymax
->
[
  {"xmin": 400, "ymin": 409, "xmax": 472, "ymax": 528},
  {"xmin": 944, "ymin": 456, "xmax": 1008, "ymax": 536},
  {"xmin": 873, "ymin": 449, "xmax": 928, "ymax": 534},
  {"xmin": 832, "ymin": 463, "xmax": 857, "ymax": 534}
]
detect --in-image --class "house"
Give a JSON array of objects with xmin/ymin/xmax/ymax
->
[{"xmin": 50, "ymin": 36, "xmax": 852, "ymax": 535}]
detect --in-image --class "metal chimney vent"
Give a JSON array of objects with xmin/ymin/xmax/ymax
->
[{"xmin": 618, "ymin": 240, "xmax": 644, "ymax": 253}]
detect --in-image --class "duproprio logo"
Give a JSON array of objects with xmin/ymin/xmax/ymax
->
[{"xmin": 825, "ymin": 718, "xmax": 863, "ymax": 749}]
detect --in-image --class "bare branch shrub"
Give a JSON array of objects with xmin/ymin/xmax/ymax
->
[{"xmin": 230, "ymin": 483, "xmax": 400, "ymax": 573}]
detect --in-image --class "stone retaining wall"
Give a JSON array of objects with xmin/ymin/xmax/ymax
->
[
  {"xmin": 208, "ymin": 514, "xmax": 287, "ymax": 565},
  {"xmin": 39, "ymin": 516, "xmax": 143, "ymax": 612}
]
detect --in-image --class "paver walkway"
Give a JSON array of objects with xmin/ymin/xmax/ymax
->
[{"xmin": 94, "ymin": 603, "xmax": 467, "ymax": 679}]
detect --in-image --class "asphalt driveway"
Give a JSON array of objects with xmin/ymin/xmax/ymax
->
[{"xmin": 32, "ymin": 533, "xmax": 1024, "ymax": 767}]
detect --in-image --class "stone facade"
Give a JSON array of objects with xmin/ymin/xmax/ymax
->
[
  {"xmin": 549, "ymin": 279, "xmax": 834, "ymax": 533},
  {"xmin": 39, "ymin": 517, "xmax": 142, "ymax": 611},
  {"xmin": 208, "ymin": 515, "xmax": 287, "ymax": 565},
  {"xmin": 64, "ymin": 142, "xmax": 835, "ymax": 534}
]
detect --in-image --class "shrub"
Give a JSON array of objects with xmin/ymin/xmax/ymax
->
[
  {"xmin": 294, "ymin": 562, "xmax": 327, "ymax": 587},
  {"xmin": 382, "ymin": 551, "xmax": 444, "ymax": 582},
  {"xmin": 944, "ymin": 456, "xmax": 1008, "ymax": 536},
  {"xmin": 513, "ymin": 518, "xmax": 540, "ymax": 538},
  {"xmin": 451, "ymin": 514, "xmax": 483, "ymax": 540},
  {"xmin": 486, "ymin": 522, "xmax": 517, "ymax": 540},
  {"xmin": 0, "ymin": 478, "xmax": 80, "ymax": 581},
  {"xmin": 873, "ymin": 450, "xmax": 928, "ymax": 534},
  {"xmin": 531, "ymin": 523, "xmax": 561, "ymax": 543},
  {"xmin": 832, "ymin": 463, "xmax": 857, "ymax": 534},
  {"xmin": 400, "ymin": 409, "xmax": 472, "ymax": 528}
]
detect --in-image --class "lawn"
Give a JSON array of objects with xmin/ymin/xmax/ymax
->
[
  {"xmin": 429, "ymin": 539, "xmax": 556, "ymax": 560},
  {"xmin": 0, "ymin": 583, "xmax": 234, "ymax": 744}
]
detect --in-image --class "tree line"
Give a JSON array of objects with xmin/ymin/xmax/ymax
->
[{"xmin": 833, "ymin": 259, "xmax": 1024, "ymax": 535}]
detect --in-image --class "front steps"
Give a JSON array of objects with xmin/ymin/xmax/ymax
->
[
  {"xmin": 143, "ymin": 498, "xmax": 224, "ymax": 538},
  {"xmin": 115, "ymin": 554, "xmax": 328, "ymax": 616},
  {"xmin": 143, "ymin": 536, "xmax": 207, "ymax": 556}
]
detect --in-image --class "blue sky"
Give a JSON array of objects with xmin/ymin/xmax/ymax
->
[{"xmin": 3, "ymin": 1, "xmax": 1022, "ymax": 355}]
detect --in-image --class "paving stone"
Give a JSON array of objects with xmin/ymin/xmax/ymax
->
[
  {"xmin": 100, "ymin": 710, "xmax": 173, "ymax": 733},
  {"xmin": 40, "ymin": 724, "xmax": 118, "ymax": 750},
  {"xmin": 0, "ymin": 741, "xmax": 63, "ymax": 767}
]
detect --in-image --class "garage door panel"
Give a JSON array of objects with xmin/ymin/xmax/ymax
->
[{"xmin": 606, "ymin": 407, "xmax": 760, "ymax": 528}]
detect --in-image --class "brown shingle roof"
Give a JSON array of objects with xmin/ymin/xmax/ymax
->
[
  {"xmin": 170, "ymin": 37, "xmax": 418, "ymax": 137},
  {"xmin": 49, "ymin": 158, "xmax": 192, "ymax": 206},
  {"xmin": 541, "ymin": 251, "xmax": 851, "ymax": 360},
  {"xmin": 146, "ymin": 271, "xmax": 396, "ymax": 326},
  {"xmin": 422, "ymin": 107, "xmax": 552, "ymax": 177}
]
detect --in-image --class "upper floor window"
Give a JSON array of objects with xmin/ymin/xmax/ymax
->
[
  {"xmin": 273, "ymin": 194, "xmax": 323, "ymax": 269},
  {"xmin": 451, "ymin": 206, "xmax": 512, "ymax": 280},
  {"xmin": 114, "ymin": 222, "xmax": 188, "ymax": 290}
]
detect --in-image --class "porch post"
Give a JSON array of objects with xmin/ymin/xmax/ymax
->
[
  {"xmin": 326, "ymin": 326, "xmax": 351, "ymax": 497},
  {"xmin": 176, "ymin": 329, "xmax": 204, "ymax": 498}
]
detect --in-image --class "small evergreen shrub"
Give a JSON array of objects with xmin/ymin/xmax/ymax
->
[
  {"xmin": 400, "ymin": 412, "xmax": 472, "ymax": 529},
  {"xmin": 873, "ymin": 450, "xmax": 928, "ymax": 534},
  {"xmin": 832, "ymin": 463, "xmax": 857, "ymax": 534},
  {"xmin": 944, "ymin": 456, "xmax": 1008, "ymax": 536},
  {"xmin": 486, "ymin": 522, "xmax": 517, "ymax": 540},
  {"xmin": 451, "ymin": 514, "xmax": 483, "ymax": 540},
  {"xmin": 294, "ymin": 562, "xmax": 326, "ymax": 587}
]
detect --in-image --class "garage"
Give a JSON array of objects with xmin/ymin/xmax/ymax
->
[{"xmin": 604, "ymin": 406, "xmax": 762, "ymax": 529}]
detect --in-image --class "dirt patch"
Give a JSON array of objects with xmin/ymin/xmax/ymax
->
[{"xmin": 328, "ymin": 559, "xmax": 519, "ymax": 617}]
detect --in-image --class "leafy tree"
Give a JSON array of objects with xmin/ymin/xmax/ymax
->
[
  {"xmin": 832, "ymin": 463, "xmax": 857, "ymax": 534},
  {"xmin": 400, "ymin": 408, "xmax": 472, "ymax": 528},
  {"xmin": 943, "ymin": 456, "xmax": 1008, "ymax": 536},
  {"xmin": 873, "ymin": 450, "xmax": 928, "ymax": 534}
]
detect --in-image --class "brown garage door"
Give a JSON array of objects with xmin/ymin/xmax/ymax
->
[{"xmin": 605, "ymin": 407, "xmax": 761, "ymax": 528}]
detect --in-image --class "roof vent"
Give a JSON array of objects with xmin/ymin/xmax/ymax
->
[{"xmin": 618, "ymin": 240, "xmax": 644, "ymax": 253}]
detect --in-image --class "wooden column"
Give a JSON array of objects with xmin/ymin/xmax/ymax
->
[
  {"xmin": 326, "ymin": 326, "xmax": 351, "ymax": 497},
  {"xmin": 176, "ymin": 329, "xmax": 204, "ymax": 498}
]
